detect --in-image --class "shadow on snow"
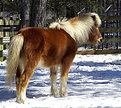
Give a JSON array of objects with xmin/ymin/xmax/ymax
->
[{"xmin": 0, "ymin": 59, "xmax": 121, "ymax": 101}]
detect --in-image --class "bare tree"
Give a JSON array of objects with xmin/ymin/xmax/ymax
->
[
  {"xmin": 29, "ymin": 0, "xmax": 46, "ymax": 27},
  {"xmin": 21, "ymin": 0, "xmax": 31, "ymax": 27}
]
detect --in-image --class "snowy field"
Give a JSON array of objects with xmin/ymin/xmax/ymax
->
[{"xmin": 0, "ymin": 54, "xmax": 121, "ymax": 108}]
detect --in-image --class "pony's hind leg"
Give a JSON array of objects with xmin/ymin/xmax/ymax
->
[
  {"xmin": 16, "ymin": 66, "xmax": 34, "ymax": 103},
  {"xmin": 50, "ymin": 66, "xmax": 59, "ymax": 96}
]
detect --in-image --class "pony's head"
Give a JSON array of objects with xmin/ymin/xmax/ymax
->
[
  {"xmin": 87, "ymin": 14, "xmax": 102, "ymax": 44},
  {"xmin": 49, "ymin": 12, "xmax": 102, "ymax": 46}
]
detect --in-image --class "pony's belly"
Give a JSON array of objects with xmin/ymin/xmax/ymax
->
[
  {"xmin": 37, "ymin": 58, "xmax": 46, "ymax": 68},
  {"xmin": 37, "ymin": 57, "xmax": 59, "ymax": 68}
]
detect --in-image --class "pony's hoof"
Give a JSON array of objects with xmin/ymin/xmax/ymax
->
[
  {"xmin": 52, "ymin": 92, "xmax": 59, "ymax": 97},
  {"xmin": 60, "ymin": 91, "xmax": 68, "ymax": 97},
  {"xmin": 17, "ymin": 98, "xmax": 29, "ymax": 104},
  {"xmin": 51, "ymin": 89, "xmax": 59, "ymax": 96}
]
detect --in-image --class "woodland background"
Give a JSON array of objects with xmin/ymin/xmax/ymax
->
[
  {"xmin": 0, "ymin": 0, "xmax": 107, "ymax": 27},
  {"xmin": 0, "ymin": 0, "xmax": 121, "ymax": 59}
]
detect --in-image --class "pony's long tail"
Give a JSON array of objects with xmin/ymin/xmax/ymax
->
[{"xmin": 6, "ymin": 34, "xmax": 24, "ymax": 88}]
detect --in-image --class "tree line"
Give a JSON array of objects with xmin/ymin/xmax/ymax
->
[{"xmin": 0, "ymin": 0, "xmax": 115, "ymax": 28}]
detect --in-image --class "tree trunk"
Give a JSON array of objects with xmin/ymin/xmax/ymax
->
[
  {"xmin": 29, "ymin": 0, "xmax": 46, "ymax": 27},
  {"xmin": 21, "ymin": 0, "xmax": 31, "ymax": 27}
]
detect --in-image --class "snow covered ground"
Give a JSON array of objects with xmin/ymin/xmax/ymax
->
[{"xmin": 0, "ymin": 54, "xmax": 121, "ymax": 108}]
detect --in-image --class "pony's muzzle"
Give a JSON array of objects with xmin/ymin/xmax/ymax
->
[
  {"xmin": 100, "ymin": 38, "xmax": 103, "ymax": 43},
  {"xmin": 98, "ymin": 36, "xmax": 103, "ymax": 43}
]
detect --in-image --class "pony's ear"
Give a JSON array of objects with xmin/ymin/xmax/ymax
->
[
  {"xmin": 91, "ymin": 15, "xmax": 96, "ymax": 21},
  {"xmin": 91, "ymin": 15, "xmax": 98, "ymax": 26}
]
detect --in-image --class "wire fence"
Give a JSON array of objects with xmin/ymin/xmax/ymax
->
[{"xmin": 80, "ymin": 0, "xmax": 121, "ymax": 51}]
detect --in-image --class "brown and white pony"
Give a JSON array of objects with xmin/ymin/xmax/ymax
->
[{"xmin": 6, "ymin": 12, "xmax": 102, "ymax": 103}]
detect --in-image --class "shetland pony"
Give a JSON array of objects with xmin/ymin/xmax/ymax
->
[{"xmin": 6, "ymin": 12, "xmax": 102, "ymax": 103}]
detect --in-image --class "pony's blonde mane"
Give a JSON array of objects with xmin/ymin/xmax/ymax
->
[{"xmin": 49, "ymin": 13, "xmax": 101, "ymax": 45}]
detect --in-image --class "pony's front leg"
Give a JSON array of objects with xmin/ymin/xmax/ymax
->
[
  {"xmin": 60, "ymin": 73, "xmax": 68, "ymax": 97},
  {"xmin": 50, "ymin": 66, "xmax": 59, "ymax": 96},
  {"xmin": 60, "ymin": 56, "xmax": 74, "ymax": 97},
  {"xmin": 16, "ymin": 67, "xmax": 34, "ymax": 103}
]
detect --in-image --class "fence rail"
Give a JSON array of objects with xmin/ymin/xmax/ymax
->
[{"xmin": 0, "ymin": 16, "xmax": 20, "ymax": 61}]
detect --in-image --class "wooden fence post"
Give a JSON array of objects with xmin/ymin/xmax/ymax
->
[{"xmin": 0, "ymin": 16, "xmax": 4, "ymax": 61}]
